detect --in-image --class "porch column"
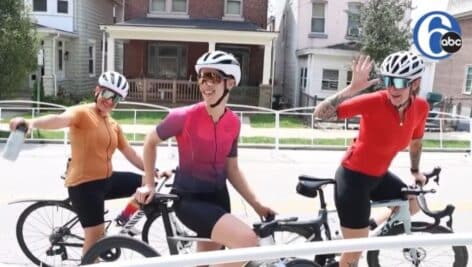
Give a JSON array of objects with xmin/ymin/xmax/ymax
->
[
  {"xmin": 262, "ymin": 42, "xmax": 272, "ymax": 85},
  {"xmin": 107, "ymin": 36, "xmax": 115, "ymax": 71},
  {"xmin": 208, "ymin": 41, "xmax": 215, "ymax": 52}
]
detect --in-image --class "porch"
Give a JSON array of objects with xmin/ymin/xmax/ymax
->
[
  {"xmin": 100, "ymin": 17, "xmax": 277, "ymax": 107},
  {"xmin": 127, "ymin": 78, "xmax": 260, "ymax": 106}
]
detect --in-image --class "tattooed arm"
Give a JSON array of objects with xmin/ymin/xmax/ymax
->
[
  {"xmin": 313, "ymin": 55, "xmax": 379, "ymax": 120},
  {"xmin": 409, "ymin": 138, "xmax": 426, "ymax": 185}
]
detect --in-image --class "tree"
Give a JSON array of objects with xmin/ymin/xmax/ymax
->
[
  {"xmin": 0, "ymin": 0, "xmax": 38, "ymax": 98},
  {"xmin": 359, "ymin": 0, "xmax": 412, "ymax": 64}
]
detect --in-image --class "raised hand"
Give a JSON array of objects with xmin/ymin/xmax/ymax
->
[{"xmin": 348, "ymin": 55, "xmax": 379, "ymax": 95}]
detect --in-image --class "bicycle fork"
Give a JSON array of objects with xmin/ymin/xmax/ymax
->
[{"xmin": 380, "ymin": 200, "xmax": 423, "ymax": 266}]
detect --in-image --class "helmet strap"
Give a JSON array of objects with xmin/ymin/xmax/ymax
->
[{"xmin": 210, "ymin": 81, "xmax": 229, "ymax": 108}]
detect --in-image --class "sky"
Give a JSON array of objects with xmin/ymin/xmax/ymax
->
[{"xmin": 411, "ymin": 0, "xmax": 449, "ymax": 26}]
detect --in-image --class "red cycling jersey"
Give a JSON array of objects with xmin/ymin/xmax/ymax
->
[
  {"xmin": 337, "ymin": 90, "xmax": 429, "ymax": 177},
  {"xmin": 156, "ymin": 102, "xmax": 240, "ymax": 193}
]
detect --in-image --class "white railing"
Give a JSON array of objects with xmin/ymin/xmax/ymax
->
[
  {"xmin": 88, "ymin": 233, "xmax": 472, "ymax": 267},
  {"xmin": 0, "ymin": 100, "xmax": 471, "ymax": 153}
]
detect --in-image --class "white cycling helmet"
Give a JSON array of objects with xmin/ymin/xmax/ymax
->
[
  {"xmin": 98, "ymin": 71, "xmax": 129, "ymax": 98},
  {"xmin": 380, "ymin": 51, "xmax": 425, "ymax": 80},
  {"xmin": 195, "ymin": 50, "xmax": 241, "ymax": 85}
]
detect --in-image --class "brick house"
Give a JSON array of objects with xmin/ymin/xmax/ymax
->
[
  {"xmin": 431, "ymin": 0, "xmax": 472, "ymax": 117},
  {"xmin": 100, "ymin": 0, "xmax": 277, "ymax": 107}
]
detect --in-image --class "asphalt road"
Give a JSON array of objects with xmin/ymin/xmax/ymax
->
[{"xmin": 0, "ymin": 144, "xmax": 471, "ymax": 266}]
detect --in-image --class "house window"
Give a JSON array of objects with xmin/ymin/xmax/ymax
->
[
  {"xmin": 57, "ymin": 0, "xmax": 68, "ymax": 14},
  {"xmin": 464, "ymin": 66, "xmax": 472, "ymax": 94},
  {"xmin": 58, "ymin": 41, "xmax": 63, "ymax": 71},
  {"xmin": 322, "ymin": 69, "xmax": 339, "ymax": 90},
  {"xmin": 172, "ymin": 0, "xmax": 186, "ymax": 12},
  {"xmin": 346, "ymin": 2, "xmax": 361, "ymax": 37},
  {"xmin": 151, "ymin": 0, "xmax": 165, "ymax": 11},
  {"xmin": 150, "ymin": 0, "xmax": 187, "ymax": 13},
  {"xmin": 148, "ymin": 44, "xmax": 187, "ymax": 79},
  {"xmin": 299, "ymin": 67, "xmax": 308, "ymax": 91},
  {"xmin": 33, "ymin": 0, "xmax": 47, "ymax": 12},
  {"xmin": 88, "ymin": 42, "xmax": 96, "ymax": 77},
  {"xmin": 226, "ymin": 0, "xmax": 242, "ymax": 16},
  {"xmin": 311, "ymin": 3, "xmax": 325, "ymax": 33},
  {"xmin": 346, "ymin": 70, "xmax": 352, "ymax": 85}
]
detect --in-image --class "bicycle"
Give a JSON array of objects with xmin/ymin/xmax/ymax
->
[
  {"xmin": 81, "ymin": 167, "xmax": 468, "ymax": 266},
  {"xmin": 80, "ymin": 174, "xmax": 321, "ymax": 266},
  {"xmin": 10, "ymin": 169, "xmax": 164, "ymax": 267},
  {"xmin": 291, "ymin": 166, "xmax": 468, "ymax": 266}
]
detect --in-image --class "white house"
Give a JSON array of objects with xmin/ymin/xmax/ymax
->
[
  {"xmin": 25, "ymin": 0, "xmax": 123, "ymax": 98},
  {"xmin": 273, "ymin": 0, "xmax": 366, "ymax": 107}
]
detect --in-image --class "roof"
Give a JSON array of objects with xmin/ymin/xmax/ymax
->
[
  {"xmin": 115, "ymin": 17, "xmax": 268, "ymax": 32},
  {"xmin": 35, "ymin": 23, "xmax": 78, "ymax": 38},
  {"xmin": 326, "ymin": 41, "xmax": 361, "ymax": 51}
]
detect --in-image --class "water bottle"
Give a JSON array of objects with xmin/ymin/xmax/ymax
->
[
  {"xmin": 115, "ymin": 198, "xmax": 139, "ymax": 226},
  {"xmin": 2, "ymin": 122, "xmax": 28, "ymax": 161}
]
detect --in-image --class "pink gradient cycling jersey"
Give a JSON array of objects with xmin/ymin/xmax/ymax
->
[
  {"xmin": 337, "ymin": 90, "xmax": 429, "ymax": 177},
  {"xmin": 156, "ymin": 102, "xmax": 240, "ymax": 193}
]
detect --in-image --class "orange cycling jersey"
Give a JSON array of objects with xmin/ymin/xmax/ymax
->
[{"xmin": 65, "ymin": 104, "xmax": 128, "ymax": 187}]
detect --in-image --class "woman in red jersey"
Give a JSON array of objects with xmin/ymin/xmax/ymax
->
[{"xmin": 314, "ymin": 51, "xmax": 429, "ymax": 267}]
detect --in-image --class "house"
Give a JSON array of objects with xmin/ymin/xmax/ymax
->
[
  {"xmin": 274, "ymin": 0, "xmax": 366, "ymax": 108},
  {"xmin": 100, "ymin": 0, "xmax": 277, "ymax": 107},
  {"xmin": 25, "ymin": 0, "xmax": 122, "ymax": 98},
  {"xmin": 431, "ymin": 0, "xmax": 472, "ymax": 117}
]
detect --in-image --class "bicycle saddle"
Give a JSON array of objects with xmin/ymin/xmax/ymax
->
[{"xmin": 297, "ymin": 175, "xmax": 335, "ymax": 198}]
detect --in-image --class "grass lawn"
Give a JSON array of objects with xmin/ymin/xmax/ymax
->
[
  {"xmin": 0, "ymin": 110, "xmax": 167, "ymax": 125},
  {"xmin": 111, "ymin": 110, "xmax": 167, "ymax": 124},
  {"xmin": 241, "ymin": 136, "xmax": 470, "ymax": 148},
  {"xmin": 249, "ymin": 114, "xmax": 310, "ymax": 128}
]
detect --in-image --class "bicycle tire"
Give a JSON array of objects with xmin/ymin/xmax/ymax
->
[
  {"xmin": 366, "ymin": 221, "xmax": 468, "ymax": 267},
  {"xmin": 81, "ymin": 235, "xmax": 159, "ymax": 265},
  {"xmin": 245, "ymin": 225, "xmax": 319, "ymax": 267},
  {"xmin": 286, "ymin": 258, "xmax": 322, "ymax": 267},
  {"xmin": 16, "ymin": 200, "xmax": 83, "ymax": 267}
]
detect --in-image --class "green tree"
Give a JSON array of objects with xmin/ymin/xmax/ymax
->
[
  {"xmin": 0, "ymin": 0, "xmax": 38, "ymax": 98},
  {"xmin": 359, "ymin": 0, "xmax": 412, "ymax": 64}
]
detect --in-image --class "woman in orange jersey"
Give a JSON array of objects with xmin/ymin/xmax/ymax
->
[{"xmin": 9, "ymin": 71, "xmax": 151, "ymax": 256}]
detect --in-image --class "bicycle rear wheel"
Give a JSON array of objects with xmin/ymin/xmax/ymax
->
[
  {"xmin": 366, "ymin": 221, "xmax": 468, "ymax": 267},
  {"xmin": 81, "ymin": 235, "xmax": 159, "ymax": 265},
  {"xmin": 16, "ymin": 201, "xmax": 83, "ymax": 266}
]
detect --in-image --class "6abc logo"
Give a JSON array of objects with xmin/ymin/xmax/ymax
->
[{"xmin": 413, "ymin": 11, "xmax": 462, "ymax": 60}]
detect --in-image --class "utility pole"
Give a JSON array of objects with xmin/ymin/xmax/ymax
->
[{"xmin": 36, "ymin": 48, "xmax": 44, "ymax": 114}]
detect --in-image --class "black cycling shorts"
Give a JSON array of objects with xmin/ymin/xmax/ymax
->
[
  {"xmin": 67, "ymin": 172, "xmax": 142, "ymax": 228},
  {"xmin": 173, "ymin": 187, "xmax": 231, "ymax": 238},
  {"xmin": 334, "ymin": 165, "xmax": 406, "ymax": 229}
]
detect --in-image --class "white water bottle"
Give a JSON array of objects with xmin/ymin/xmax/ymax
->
[{"xmin": 2, "ymin": 123, "xmax": 28, "ymax": 161}]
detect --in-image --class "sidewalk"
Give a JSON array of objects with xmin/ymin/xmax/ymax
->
[{"xmin": 0, "ymin": 121, "xmax": 470, "ymax": 141}]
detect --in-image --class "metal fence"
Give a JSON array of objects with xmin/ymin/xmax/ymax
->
[
  {"xmin": 87, "ymin": 233, "xmax": 472, "ymax": 267},
  {"xmin": 0, "ymin": 100, "xmax": 471, "ymax": 153}
]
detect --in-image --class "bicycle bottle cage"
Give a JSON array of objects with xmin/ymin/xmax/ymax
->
[{"xmin": 296, "ymin": 175, "xmax": 335, "ymax": 198}]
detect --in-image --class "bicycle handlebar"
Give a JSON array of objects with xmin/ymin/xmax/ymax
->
[
  {"xmin": 402, "ymin": 166, "xmax": 455, "ymax": 229},
  {"xmin": 253, "ymin": 216, "xmax": 298, "ymax": 238}
]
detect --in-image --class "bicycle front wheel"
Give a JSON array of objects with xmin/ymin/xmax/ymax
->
[
  {"xmin": 245, "ymin": 224, "xmax": 317, "ymax": 267},
  {"xmin": 366, "ymin": 221, "xmax": 468, "ymax": 267},
  {"xmin": 81, "ymin": 235, "xmax": 159, "ymax": 265},
  {"xmin": 16, "ymin": 200, "xmax": 83, "ymax": 267}
]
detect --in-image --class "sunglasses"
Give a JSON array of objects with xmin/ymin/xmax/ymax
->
[
  {"xmin": 197, "ymin": 71, "xmax": 228, "ymax": 85},
  {"xmin": 381, "ymin": 76, "xmax": 413, "ymax": 90},
  {"xmin": 100, "ymin": 88, "xmax": 122, "ymax": 104}
]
